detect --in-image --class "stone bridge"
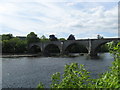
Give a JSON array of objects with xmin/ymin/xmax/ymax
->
[{"xmin": 29, "ymin": 38, "xmax": 120, "ymax": 56}]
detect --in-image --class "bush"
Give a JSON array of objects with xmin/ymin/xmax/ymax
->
[{"xmin": 2, "ymin": 38, "xmax": 27, "ymax": 53}]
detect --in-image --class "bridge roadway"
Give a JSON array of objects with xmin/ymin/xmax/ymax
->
[{"xmin": 29, "ymin": 38, "xmax": 120, "ymax": 56}]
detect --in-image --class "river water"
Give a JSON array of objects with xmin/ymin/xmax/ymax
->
[{"xmin": 2, "ymin": 53, "xmax": 114, "ymax": 88}]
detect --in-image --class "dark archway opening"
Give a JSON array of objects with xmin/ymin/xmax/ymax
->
[
  {"xmin": 65, "ymin": 43, "xmax": 88, "ymax": 55},
  {"xmin": 91, "ymin": 41, "xmax": 117, "ymax": 57},
  {"xmin": 95, "ymin": 43, "xmax": 109, "ymax": 53},
  {"xmin": 44, "ymin": 44, "xmax": 60, "ymax": 56},
  {"xmin": 30, "ymin": 45, "xmax": 41, "ymax": 54}
]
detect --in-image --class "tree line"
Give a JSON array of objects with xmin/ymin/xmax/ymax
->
[
  {"xmin": 0, "ymin": 32, "xmax": 66, "ymax": 54},
  {"xmin": 0, "ymin": 32, "xmax": 109, "ymax": 54}
]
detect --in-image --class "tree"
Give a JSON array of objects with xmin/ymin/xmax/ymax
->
[
  {"xmin": 0, "ymin": 40, "xmax": 1, "ymax": 54},
  {"xmin": 2, "ymin": 34, "xmax": 13, "ymax": 41},
  {"xmin": 40, "ymin": 35, "xmax": 49, "ymax": 42},
  {"xmin": 40, "ymin": 35, "xmax": 46, "ymax": 40},
  {"xmin": 2, "ymin": 38, "xmax": 17, "ymax": 53},
  {"xmin": 15, "ymin": 39, "xmax": 27, "ymax": 53},
  {"xmin": 2, "ymin": 38, "xmax": 27, "ymax": 53},
  {"xmin": 0, "ymin": 35, "xmax": 1, "ymax": 40},
  {"xmin": 67, "ymin": 34, "xmax": 75, "ymax": 40},
  {"xmin": 26, "ymin": 32, "xmax": 40, "ymax": 44},
  {"xmin": 2, "ymin": 40, "xmax": 10, "ymax": 53},
  {"xmin": 97, "ymin": 34, "xmax": 103, "ymax": 39},
  {"xmin": 49, "ymin": 35, "xmax": 58, "ymax": 41},
  {"xmin": 59, "ymin": 38, "xmax": 66, "ymax": 41}
]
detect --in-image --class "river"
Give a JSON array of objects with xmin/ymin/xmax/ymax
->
[{"xmin": 2, "ymin": 53, "xmax": 114, "ymax": 88}]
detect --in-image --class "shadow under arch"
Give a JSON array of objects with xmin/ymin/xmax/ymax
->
[
  {"xmin": 65, "ymin": 43, "xmax": 88, "ymax": 54},
  {"xmin": 29, "ymin": 45, "xmax": 41, "ymax": 54},
  {"xmin": 94, "ymin": 41, "xmax": 111, "ymax": 54},
  {"xmin": 44, "ymin": 44, "xmax": 60, "ymax": 56}
]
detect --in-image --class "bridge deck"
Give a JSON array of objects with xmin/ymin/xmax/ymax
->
[{"xmin": 76, "ymin": 38, "xmax": 120, "ymax": 41}]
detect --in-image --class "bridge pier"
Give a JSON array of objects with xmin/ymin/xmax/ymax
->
[{"xmin": 88, "ymin": 51, "xmax": 97, "ymax": 57}]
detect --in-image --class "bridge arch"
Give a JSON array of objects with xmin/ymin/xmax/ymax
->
[
  {"xmin": 93, "ymin": 40, "xmax": 115, "ymax": 54},
  {"xmin": 64, "ymin": 43, "xmax": 88, "ymax": 54},
  {"xmin": 29, "ymin": 45, "xmax": 41, "ymax": 54},
  {"xmin": 43, "ymin": 44, "xmax": 60, "ymax": 56},
  {"xmin": 95, "ymin": 42, "xmax": 109, "ymax": 53}
]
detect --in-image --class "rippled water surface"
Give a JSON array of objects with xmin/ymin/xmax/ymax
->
[{"xmin": 2, "ymin": 53, "xmax": 114, "ymax": 88}]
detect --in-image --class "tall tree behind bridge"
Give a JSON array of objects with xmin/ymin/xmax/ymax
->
[
  {"xmin": 26, "ymin": 32, "xmax": 40, "ymax": 44},
  {"xmin": 67, "ymin": 34, "xmax": 75, "ymax": 40},
  {"xmin": 40, "ymin": 35, "xmax": 49, "ymax": 42},
  {"xmin": 49, "ymin": 35, "xmax": 58, "ymax": 41}
]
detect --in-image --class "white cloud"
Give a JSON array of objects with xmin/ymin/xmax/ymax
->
[
  {"xmin": 0, "ymin": 2, "xmax": 118, "ymax": 39},
  {"xmin": 66, "ymin": 2, "xmax": 77, "ymax": 6},
  {"xmin": 0, "ymin": 0, "xmax": 119, "ymax": 3}
]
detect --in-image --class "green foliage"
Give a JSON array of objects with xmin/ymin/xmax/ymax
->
[
  {"xmin": 0, "ymin": 40, "xmax": 1, "ymax": 53},
  {"xmin": 37, "ymin": 63, "xmax": 92, "ymax": 88},
  {"xmin": 108, "ymin": 41, "xmax": 120, "ymax": 58},
  {"xmin": 40, "ymin": 35, "xmax": 47, "ymax": 40},
  {"xmin": 37, "ymin": 42, "xmax": 120, "ymax": 88},
  {"xmin": 40, "ymin": 35, "xmax": 49, "ymax": 42},
  {"xmin": 2, "ymin": 38, "xmax": 27, "ymax": 53},
  {"xmin": 26, "ymin": 32, "xmax": 40, "ymax": 44},
  {"xmin": 14, "ymin": 39, "xmax": 27, "ymax": 53},
  {"xmin": 59, "ymin": 38, "xmax": 66, "ymax": 40},
  {"xmin": 93, "ymin": 42, "xmax": 120, "ymax": 88},
  {"xmin": 51, "ymin": 63, "xmax": 92, "ymax": 88},
  {"xmin": 1, "ymin": 34, "xmax": 13, "ymax": 41},
  {"xmin": 0, "ymin": 35, "xmax": 2, "ymax": 41},
  {"xmin": 37, "ymin": 82, "xmax": 44, "ymax": 89}
]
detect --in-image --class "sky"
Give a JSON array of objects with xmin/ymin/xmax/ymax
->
[{"xmin": 0, "ymin": 0, "xmax": 119, "ymax": 39}]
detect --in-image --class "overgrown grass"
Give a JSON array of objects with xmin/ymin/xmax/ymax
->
[{"xmin": 37, "ymin": 42, "xmax": 120, "ymax": 89}]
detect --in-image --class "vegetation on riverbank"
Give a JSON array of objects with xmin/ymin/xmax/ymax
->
[
  {"xmin": 37, "ymin": 42, "xmax": 120, "ymax": 88},
  {"xmin": 1, "ymin": 32, "xmax": 109, "ymax": 54}
]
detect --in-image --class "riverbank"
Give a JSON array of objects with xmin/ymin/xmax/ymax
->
[
  {"xmin": 0, "ymin": 53, "xmax": 87, "ymax": 58},
  {"xmin": 0, "ymin": 54, "xmax": 42, "ymax": 58}
]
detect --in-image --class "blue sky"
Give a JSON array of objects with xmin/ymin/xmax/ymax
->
[{"xmin": 0, "ymin": 0, "xmax": 119, "ymax": 39}]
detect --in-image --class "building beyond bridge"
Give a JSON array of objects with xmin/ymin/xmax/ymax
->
[{"xmin": 29, "ymin": 38, "xmax": 120, "ymax": 56}]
